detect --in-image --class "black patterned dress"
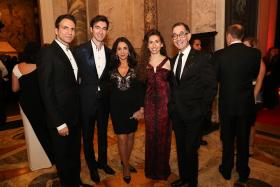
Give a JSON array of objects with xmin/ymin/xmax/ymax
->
[{"xmin": 110, "ymin": 68, "xmax": 144, "ymax": 134}]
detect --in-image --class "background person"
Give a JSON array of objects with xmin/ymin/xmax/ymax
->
[
  {"xmin": 0, "ymin": 59, "xmax": 8, "ymax": 126},
  {"xmin": 190, "ymin": 38, "xmax": 202, "ymax": 51},
  {"xmin": 190, "ymin": 37, "xmax": 211, "ymax": 146},
  {"xmin": 243, "ymin": 37, "xmax": 266, "ymax": 155},
  {"xmin": 11, "ymin": 41, "xmax": 54, "ymax": 171},
  {"xmin": 214, "ymin": 24, "xmax": 261, "ymax": 186},
  {"xmin": 262, "ymin": 47, "xmax": 280, "ymax": 109}
]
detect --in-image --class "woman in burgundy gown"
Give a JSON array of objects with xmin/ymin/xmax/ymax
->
[{"xmin": 141, "ymin": 29, "xmax": 172, "ymax": 180}]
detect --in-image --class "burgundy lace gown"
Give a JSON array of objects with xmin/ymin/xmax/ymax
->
[{"xmin": 144, "ymin": 57, "xmax": 172, "ymax": 180}]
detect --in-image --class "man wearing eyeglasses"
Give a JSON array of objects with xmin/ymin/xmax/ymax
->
[
  {"xmin": 168, "ymin": 22, "xmax": 217, "ymax": 187},
  {"xmin": 74, "ymin": 15, "xmax": 115, "ymax": 184}
]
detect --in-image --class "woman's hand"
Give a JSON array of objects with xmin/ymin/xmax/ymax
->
[{"xmin": 130, "ymin": 108, "xmax": 144, "ymax": 120}]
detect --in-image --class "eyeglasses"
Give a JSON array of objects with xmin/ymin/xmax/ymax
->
[{"xmin": 172, "ymin": 31, "xmax": 189, "ymax": 40}]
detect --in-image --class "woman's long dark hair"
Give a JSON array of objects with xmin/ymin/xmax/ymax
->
[
  {"xmin": 263, "ymin": 47, "xmax": 278, "ymax": 63},
  {"xmin": 19, "ymin": 41, "xmax": 41, "ymax": 64},
  {"xmin": 139, "ymin": 29, "xmax": 167, "ymax": 81},
  {"xmin": 110, "ymin": 37, "xmax": 137, "ymax": 69}
]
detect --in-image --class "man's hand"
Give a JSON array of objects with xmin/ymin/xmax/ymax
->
[{"xmin": 58, "ymin": 126, "xmax": 69, "ymax": 136}]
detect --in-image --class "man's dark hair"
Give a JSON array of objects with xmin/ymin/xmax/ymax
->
[
  {"xmin": 55, "ymin": 14, "xmax": 76, "ymax": 28},
  {"xmin": 190, "ymin": 37, "xmax": 201, "ymax": 45},
  {"xmin": 227, "ymin": 24, "xmax": 244, "ymax": 40},
  {"xmin": 90, "ymin": 15, "xmax": 109, "ymax": 28},
  {"xmin": 172, "ymin": 22, "xmax": 190, "ymax": 33}
]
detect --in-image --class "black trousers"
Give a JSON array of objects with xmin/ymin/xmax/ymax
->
[
  {"xmin": 220, "ymin": 114, "xmax": 254, "ymax": 180},
  {"xmin": 172, "ymin": 117, "xmax": 204, "ymax": 187},
  {"xmin": 202, "ymin": 110, "xmax": 212, "ymax": 135},
  {"xmin": 50, "ymin": 125, "xmax": 81, "ymax": 187},
  {"xmin": 82, "ymin": 101, "xmax": 109, "ymax": 173}
]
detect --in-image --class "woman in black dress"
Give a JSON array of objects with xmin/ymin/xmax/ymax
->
[
  {"xmin": 110, "ymin": 37, "xmax": 144, "ymax": 184},
  {"xmin": 12, "ymin": 42, "xmax": 54, "ymax": 170}
]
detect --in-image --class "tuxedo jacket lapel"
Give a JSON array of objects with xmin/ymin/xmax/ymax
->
[
  {"xmin": 52, "ymin": 42, "xmax": 73, "ymax": 70},
  {"xmin": 170, "ymin": 55, "xmax": 178, "ymax": 85},
  {"xmin": 52, "ymin": 41, "xmax": 77, "ymax": 82},
  {"xmin": 85, "ymin": 42, "xmax": 99, "ymax": 79},
  {"xmin": 181, "ymin": 49, "xmax": 195, "ymax": 79},
  {"xmin": 86, "ymin": 42, "xmax": 95, "ymax": 66}
]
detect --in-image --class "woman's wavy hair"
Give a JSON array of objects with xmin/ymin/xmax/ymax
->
[
  {"xmin": 141, "ymin": 29, "xmax": 167, "ymax": 66},
  {"xmin": 110, "ymin": 37, "xmax": 137, "ymax": 69},
  {"xmin": 139, "ymin": 29, "xmax": 167, "ymax": 81}
]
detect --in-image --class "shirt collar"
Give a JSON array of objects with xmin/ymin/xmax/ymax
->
[
  {"xmin": 91, "ymin": 39, "xmax": 104, "ymax": 51},
  {"xmin": 230, "ymin": 40, "xmax": 242, "ymax": 45},
  {"xmin": 180, "ymin": 45, "xmax": 191, "ymax": 56},
  {"xmin": 55, "ymin": 39, "xmax": 70, "ymax": 51}
]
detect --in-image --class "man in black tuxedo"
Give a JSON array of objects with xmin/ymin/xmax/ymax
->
[
  {"xmin": 169, "ymin": 22, "xmax": 217, "ymax": 187},
  {"xmin": 37, "ymin": 14, "xmax": 81, "ymax": 186},
  {"xmin": 74, "ymin": 15, "xmax": 115, "ymax": 183},
  {"xmin": 214, "ymin": 24, "xmax": 261, "ymax": 185}
]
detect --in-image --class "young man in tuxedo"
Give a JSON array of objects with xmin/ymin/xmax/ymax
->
[
  {"xmin": 214, "ymin": 24, "xmax": 261, "ymax": 186},
  {"xmin": 37, "ymin": 14, "xmax": 82, "ymax": 187},
  {"xmin": 74, "ymin": 15, "xmax": 115, "ymax": 183},
  {"xmin": 169, "ymin": 22, "xmax": 217, "ymax": 187}
]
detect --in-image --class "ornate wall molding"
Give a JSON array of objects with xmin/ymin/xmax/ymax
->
[
  {"xmin": 0, "ymin": 0, "xmax": 40, "ymax": 51},
  {"xmin": 67, "ymin": 0, "xmax": 87, "ymax": 45},
  {"xmin": 144, "ymin": 0, "xmax": 158, "ymax": 33}
]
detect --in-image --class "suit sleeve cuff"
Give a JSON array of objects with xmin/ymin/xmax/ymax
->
[{"xmin": 57, "ymin": 123, "xmax": 67, "ymax": 131}]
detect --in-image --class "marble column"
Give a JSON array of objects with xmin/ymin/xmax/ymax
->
[
  {"xmin": 67, "ymin": 0, "xmax": 87, "ymax": 45},
  {"xmin": 144, "ymin": 0, "xmax": 158, "ymax": 33},
  {"xmin": 38, "ymin": 0, "xmax": 55, "ymax": 44},
  {"xmin": 38, "ymin": 0, "xmax": 67, "ymax": 44}
]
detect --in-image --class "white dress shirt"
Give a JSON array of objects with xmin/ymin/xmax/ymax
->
[
  {"xmin": 91, "ymin": 40, "xmax": 106, "ymax": 91},
  {"xmin": 173, "ymin": 45, "xmax": 191, "ymax": 79},
  {"xmin": 91, "ymin": 40, "xmax": 106, "ymax": 78}
]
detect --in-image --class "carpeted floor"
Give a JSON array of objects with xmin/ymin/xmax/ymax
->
[
  {"xmin": 0, "ymin": 115, "xmax": 279, "ymax": 187},
  {"xmin": 257, "ymin": 105, "xmax": 280, "ymax": 127}
]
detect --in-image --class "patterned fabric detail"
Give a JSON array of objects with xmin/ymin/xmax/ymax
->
[{"xmin": 111, "ymin": 68, "xmax": 136, "ymax": 91}]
